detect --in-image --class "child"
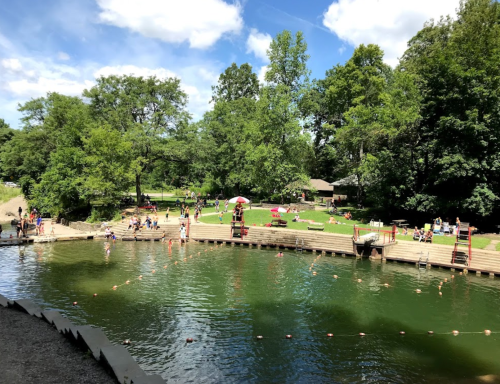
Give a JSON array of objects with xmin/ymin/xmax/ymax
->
[
  {"xmin": 40, "ymin": 222, "xmax": 45, "ymax": 236},
  {"xmin": 165, "ymin": 207, "xmax": 169, "ymax": 222},
  {"xmin": 161, "ymin": 231, "xmax": 166, "ymax": 242},
  {"xmin": 219, "ymin": 211, "xmax": 223, "ymax": 224},
  {"xmin": 49, "ymin": 224, "xmax": 55, "ymax": 236},
  {"xmin": 105, "ymin": 242, "xmax": 111, "ymax": 255},
  {"xmin": 276, "ymin": 252, "xmax": 284, "ymax": 257},
  {"xmin": 112, "ymin": 232, "xmax": 116, "ymax": 243}
]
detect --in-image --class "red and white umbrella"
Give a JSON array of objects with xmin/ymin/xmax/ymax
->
[
  {"xmin": 228, "ymin": 196, "xmax": 250, "ymax": 204},
  {"xmin": 270, "ymin": 207, "xmax": 287, "ymax": 213}
]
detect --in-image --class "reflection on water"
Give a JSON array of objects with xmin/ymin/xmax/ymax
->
[{"xmin": 1, "ymin": 240, "xmax": 500, "ymax": 383}]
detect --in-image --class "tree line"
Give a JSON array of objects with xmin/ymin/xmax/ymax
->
[{"xmin": 0, "ymin": 0, "xmax": 499, "ymax": 226}]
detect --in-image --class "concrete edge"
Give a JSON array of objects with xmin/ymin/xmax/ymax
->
[{"xmin": 0, "ymin": 293, "xmax": 165, "ymax": 384}]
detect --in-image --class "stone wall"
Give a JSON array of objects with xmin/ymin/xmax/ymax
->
[
  {"xmin": 260, "ymin": 203, "xmax": 315, "ymax": 211},
  {"xmin": 68, "ymin": 221, "xmax": 102, "ymax": 232}
]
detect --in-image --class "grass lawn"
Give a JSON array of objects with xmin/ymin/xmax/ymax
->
[
  {"xmin": 497, "ymin": 242, "xmax": 500, "ymax": 252},
  {"xmin": 197, "ymin": 206, "xmax": 491, "ymax": 249},
  {"xmin": 0, "ymin": 186, "xmax": 21, "ymax": 204}
]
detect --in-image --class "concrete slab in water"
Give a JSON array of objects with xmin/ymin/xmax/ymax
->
[
  {"xmin": 0, "ymin": 294, "xmax": 9, "ymax": 308},
  {"xmin": 52, "ymin": 314, "xmax": 74, "ymax": 334},
  {"xmin": 41, "ymin": 309, "xmax": 61, "ymax": 325},
  {"xmin": 131, "ymin": 374, "xmax": 166, "ymax": 384},
  {"xmin": 68, "ymin": 324, "xmax": 93, "ymax": 343},
  {"xmin": 100, "ymin": 345, "xmax": 147, "ymax": 384},
  {"xmin": 77, "ymin": 327, "xmax": 113, "ymax": 360},
  {"xmin": 13, "ymin": 299, "xmax": 42, "ymax": 318}
]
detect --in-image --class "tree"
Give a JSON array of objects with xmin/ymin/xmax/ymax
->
[
  {"xmin": 211, "ymin": 63, "xmax": 259, "ymax": 103},
  {"xmin": 252, "ymin": 30, "xmax": 312, "ymax": 201},
  {"xmin": 400, "ymin": 0, "xmax": 500, "ymax": 218},
  {"xmin": 325, "ymin": 44, "xmax": 393, "ymax": 203},
  {"xmin": 265, "ymin": 30, "xmax": 310, "ymax": 98},
  {"xmin": 83, "ymin": 75, "xmax": 190, "ymax": 204}
]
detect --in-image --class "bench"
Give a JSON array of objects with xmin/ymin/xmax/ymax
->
[
  {"xmin": 271, "ymin": 219, "xmax": 288, "ymax": 228},
  {"xmin": 307, "ymin": 223, "xmax": 324, "ymax": 231}
]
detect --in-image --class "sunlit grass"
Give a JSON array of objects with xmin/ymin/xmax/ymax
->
[{"xmin": 0, "ymin": 185, "xmax": 21, "ymax": 204}]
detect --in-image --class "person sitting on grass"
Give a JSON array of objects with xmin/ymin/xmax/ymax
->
[
  {"xmin": 328, "ymin": 216, "xmax": 338, "ymax": 224},
  {"xmin": 418, "ymin": 228, "xmax": 425, "ymax": 242},
  {"xmin": 344, "ymin": 211, "xmax": 352, "ymax": 220},
  {"xmin": 402, "ymin": 227, "xmax": 408, "ymax": 236},
  {"xmin": 293, "ymin": 214, "xmax": 300, "ymax": 222},
  {"xmin": 425, "ymin": 230, "xmax": 433, "ymax": 243}
]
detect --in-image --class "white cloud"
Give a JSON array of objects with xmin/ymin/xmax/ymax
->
[
  {"xmin": 1, "ymin": 58, "xmax": 22, "ymax": 71},
  {"xmin": 0, "ymin": 57, "xmax": 93, "ymax": 99},
  {"xmin": 96, "ymin": 0, "xmax": 243, "ymax": 49},
  {"xmin": 323, "ymin": 0, "xmax": 459, "ymax": 66},
  {"xmin": 338, "ymin": 45, "xmax": 346, "ymax": 55},
  {"xmin": 257, "ymin": 65, "xmax": 268, "ymax": 84},
  {"xmin": 246, "ymin": 28, "xmax": 272, "ymax": 62},
  {"xmin": 57, "ymin": 51, "xmax": 70, "ymax": 61},
  {"xmin": 94, "ymin": 65, "xmax": 177, "ymax": 80}
]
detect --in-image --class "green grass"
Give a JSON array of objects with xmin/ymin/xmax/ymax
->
[
  {"xmin": 0, "ymin": 185, "xmax": 21, "ymax": 204},
  {"xmin": 197, "ymin": 207, "xmax": 491, "ymax": 249},
  {"xmin": 496, "ymin": 242, "xmax": 500, "ymax": 252}
]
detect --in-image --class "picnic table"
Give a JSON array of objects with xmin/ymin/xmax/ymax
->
[
  {"xmin": 391, "ymin": 220, "xmax": 408, "ymax": 227},
  {"xmin": 271, "ymin": 219, "xmax": 288, "ymax": 228},
  {"xmin": 307, "ymin": 222, "xmax": 325, "ymax": 231}
]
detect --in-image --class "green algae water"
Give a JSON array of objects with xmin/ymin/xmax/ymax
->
[{"xmin": 1, "ymin": 238, "xmax": 500, "ymax": 383}]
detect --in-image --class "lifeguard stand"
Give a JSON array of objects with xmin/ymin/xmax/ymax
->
[
  {"xmin": 452, "ymin": 222, "xmax": 471, "ymax": 266},
  {"xmin": 230, "ymin": 211, "xmax": 246, "ymax": 240}
]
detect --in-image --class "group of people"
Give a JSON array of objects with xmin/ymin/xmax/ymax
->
[
  {"xmin": 128, "ymin": 215, "xmax": 160, "ymax": 233},
  {"xmin": 413, "ymin": 226, "xmax": 434, "ymax": 242}
]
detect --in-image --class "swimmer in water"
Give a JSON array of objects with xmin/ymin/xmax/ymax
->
[
  {"xmin": 105, "ymin": 243, "xmax": 111, "ymax": 254},
  {"xmin": 277, "ymin": 251, "xmax": 284, "ymax": 257}
]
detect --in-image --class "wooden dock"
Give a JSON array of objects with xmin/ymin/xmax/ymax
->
[{"xmin": 0, "ymin": 238, "xmax": 34, "ymax": 246}]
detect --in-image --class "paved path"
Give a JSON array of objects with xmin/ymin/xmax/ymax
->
[{"xmin": 485, "ymin": 240, "xmax": 499, "ymax": 251}]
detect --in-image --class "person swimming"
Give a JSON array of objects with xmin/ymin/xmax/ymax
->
[{"xmin": 276, "ymin": 251, "xmax": 284, "ymax": 257}]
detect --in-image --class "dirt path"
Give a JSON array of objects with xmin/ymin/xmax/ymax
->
[
  {"xmin": 0, "ymin": 307, "xmax": 116, "ymax": 384},
  {"xmin": 0, "ymin": 195, "xmax": 27, "ymax": 222}
]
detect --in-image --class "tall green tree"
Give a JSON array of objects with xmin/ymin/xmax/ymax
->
[
  {"xmin": 201, "ymin": 63, "xmax": 260, "ymax": 196},
  {"xmin": 252, "ymin": 30, "xmax": 312, "ymax": 201},
  {"xmin": 211, "ymin": 63, "xmax": 259, "ymax": 103},
  {"xmin": 400, "ymin": 0, "xmax": 500, "ymax": 217},
  {"xmin": 83, "ymin": 75, "xmax": 190, "ymax": 204}
]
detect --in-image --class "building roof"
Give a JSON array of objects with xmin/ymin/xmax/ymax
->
[
  {"xmin": 329, "ymin": 175, "xmax": 359, "ymax": 187},
  {"xmin": 303, "ymin": 179, "xmax": 333, "ymax": 192}
]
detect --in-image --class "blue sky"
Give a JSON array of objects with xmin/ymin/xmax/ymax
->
[{"xmin": 0, "ymin": 0, "xmax": 460, "ymax": 128}]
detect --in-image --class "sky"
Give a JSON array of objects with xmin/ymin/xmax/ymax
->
[{"xmin": 0, "ymin": 0, "xmax": 461, "ymax": 129}]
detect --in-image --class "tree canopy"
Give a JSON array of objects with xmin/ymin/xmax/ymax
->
[{"xmin": 1, "ymin": 0, "xmax": 499, "ymax": 225}]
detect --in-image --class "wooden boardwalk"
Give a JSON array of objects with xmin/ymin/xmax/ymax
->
[{"xmin": 6, "ymin": 220, "xmax": 499, "ymax": 276}]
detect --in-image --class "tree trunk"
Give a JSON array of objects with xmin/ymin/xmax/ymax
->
[{"xmin": 135, "ymin": 174, "xmax": 142, "ymax": 206}]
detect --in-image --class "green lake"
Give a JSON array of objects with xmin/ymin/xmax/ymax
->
[{"xmin": 1, "ymin": 234, "xmax": 500, "ymax": 383}]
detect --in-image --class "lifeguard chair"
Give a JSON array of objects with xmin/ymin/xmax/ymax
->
[
  {"xmin": 230, "ymin": 210, "xmax": 247, "ymax": 240},
  {"xmin": 452, "ymin": 222, "xmax": 471, "ymax": 266}
]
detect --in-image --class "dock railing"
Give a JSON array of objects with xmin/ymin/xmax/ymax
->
[{"xmin": 353, "ymin": 225, "xmax": 397, "ymax": 245}]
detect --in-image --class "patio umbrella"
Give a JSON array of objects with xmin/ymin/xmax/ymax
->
[
  {"xmin": 270, "ymin": 207, "xmax": 287, "ymax": 213},
  {"xmin": 228, "ymin": 196, "xmax": 250, "ymax": 204}
]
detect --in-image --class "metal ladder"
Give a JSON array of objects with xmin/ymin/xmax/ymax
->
[
  {"xmin": 295, "ymin": 238, "xmax": 304, "ymax": 252},
  {"xmin": 418, "ymin": 251, "xmax": 429, "ymax": 268}
]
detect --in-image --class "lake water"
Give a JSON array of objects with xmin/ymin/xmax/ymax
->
[{"xmin": 1, "ymin": 237, "xmax": 500, "ymax": 383}]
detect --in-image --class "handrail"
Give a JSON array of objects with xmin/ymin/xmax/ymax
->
[{"xmin": 353, "ymin": 225, "xmax": 397, "ymax": 244}]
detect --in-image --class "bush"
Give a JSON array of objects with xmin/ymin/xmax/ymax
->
[{"xmin": 87, "ymin": 205, "xmax": 120, "ymax": 223}]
